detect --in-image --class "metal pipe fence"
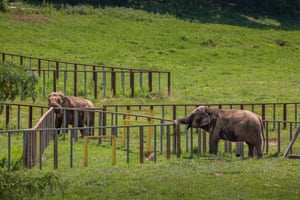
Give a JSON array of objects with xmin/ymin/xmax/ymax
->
[
  {"xmin": 23, "ymin": 107, "xmax": 56, "ymax": 169},
  {"xmin": 1, "ymin": 119, "xmax": 299, "ymax": 171},
  {"xmin": 1, "ymin": 102, "xmax": 300, "ymax": 171},
  {"xmin": 0, "ymin": 52, "xmax": 171, "ymax": 98},
  {"xmin": 0, "ymin": 107, "xmax": 175, "ymax": 171},
  {"xmin": 1, "ymin": 102, "xmax": 300, "ymax": 135}
]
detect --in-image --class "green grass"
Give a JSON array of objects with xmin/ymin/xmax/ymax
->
[
  {"xmin": 1, "ymin": 4, "xmax": 300, "ymax": 200},
  {"xmin": 26, "ymin": 158, "xmax": 300, "ymax": 200},
  {"xmin": 0, "ymin": 6, "xmax": 299, "ymax": 105}
]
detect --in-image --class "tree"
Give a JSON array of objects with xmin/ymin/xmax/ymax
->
[
  {"xmin": 0, "ymin": 63, "xmax": 38, "ymax": 112},
  {"xmin": 0, "ymin": 0, "xmax": 8, "ymax": 12}
]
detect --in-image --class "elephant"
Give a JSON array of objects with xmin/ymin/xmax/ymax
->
[
  {"xmin": 48, "ymin": 91, "xmax": 95, "ymax": 137},
  {"xmin": 174, "ymin": 106, "xmax": 265, "ymax": 158}
]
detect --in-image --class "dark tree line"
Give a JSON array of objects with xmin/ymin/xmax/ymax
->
[{"xmin": 23, "ymin": 0, "xmax": 299, "ymax": 17}]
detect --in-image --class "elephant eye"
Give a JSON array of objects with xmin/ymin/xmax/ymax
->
[{"xmin": 57, "ymin": 98, "xmax": 62, "ymax": 104}]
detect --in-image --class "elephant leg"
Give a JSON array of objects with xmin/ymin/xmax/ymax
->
[
  {"xmin": 89, "ymin": 112, "xmax": 95, "ymax": 136},
  {"xmin": 78, "ymin": 123, "xmax": 85, "ymax": 137},
  {"xmin": 247, "ymin": 142, "xmax": 254, "ymax": 157},
  {"xmin": 85, "ymin": 112, "xmax": 94, "ymax": 136},
  {"xmin": 209, "ymin": 135, "xmax": 219, "ymax": 155},
  {"xmin": 55, "ymin": 116, "xmax": 62, "ymax": 134},
  {"xmin": 254, "ymin": 144, "xmax": 263, "ymax": 158}
]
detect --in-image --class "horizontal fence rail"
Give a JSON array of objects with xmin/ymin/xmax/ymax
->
[
  {"xmin": 0, "ymin": 103, "xmax": 49, "ymax": 130},
  {"xmin": 104, "ymin": 102, "xmax": 300, "ymax": 129},
  {"xmin": 2, "ymin": 102, "xmax": 300, "ymax": 131},
  {"xmin": 0, "ymin": 52, "xmax": 171, "ymax": 98}
]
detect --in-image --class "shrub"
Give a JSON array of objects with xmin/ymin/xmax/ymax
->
[
  {"xmin": 0, "ymin": 171, "xmax": 63, "ymax": 200},
  {"xmin": 0, "ymin": 0, "xmax": 8, "ymax": 12},
  {"xmin": 0, "ymin": 63, "xmax": 38, "ymax": 112}
]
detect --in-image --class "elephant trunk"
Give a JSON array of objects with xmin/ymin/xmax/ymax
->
[
  {"xmin": 48, "ymin": 102, "xmax": 62, "ymax": 113},
  {"xmin": 174, "ymin": 116, "xmax": 192, "ymax": 129}
]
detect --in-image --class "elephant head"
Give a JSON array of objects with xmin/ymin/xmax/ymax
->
[
  {"xmin": 174, "ymin": 106, "xmax": 215, "ymax": 131},
  {"xmin": 48, "ymin": 91, "xmax": 65, "ymax": 113}
]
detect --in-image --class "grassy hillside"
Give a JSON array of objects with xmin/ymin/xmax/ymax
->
[
  {"xmin": 0, "ymin": 6, "xmax": 299, "ymax": 105},
  {"xmin": 0, "ymin": 5, "xmax": 300, "ymax": 200}
]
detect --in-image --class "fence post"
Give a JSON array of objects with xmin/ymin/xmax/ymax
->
[
  {"xmin": 172, "ymin": 105, "xmax": 177, "ymax": 154},
  {"xmin": 112, "ymin": 136, "xmax": 116, "ymax": 165},
  {"xmin": 84, "ymin": 136, "xmax": 88, "ymax": 167},
  {"xmin": 197, "ymin": 128, "xmax": 201, "ymax": 155},
  {"xmin": 172, "ymin": 105, "xmax": 176, "ymax": 120},
  {"xmin": 203, "ymin": 130, "xmax": 207, "ymax": 153},
  {"xmin": 261, "ymin": 104, "xmax": 265, "ymax": 122},
  {"xmin": 121, "ymin": 71, "xmax": 125, "ymax": 96},
  {"xmin": 277, "ymin": 122, "xmax": 281, "ymax": 154},
  {"xmin": 74, "ymin": 64, "xmax": 77, "ymax": 96},
  {"xmin": 130, "ymin": 70, "xmax": 134, "ymax": 97},
  {"xmin": 92, "ymin": 66, "xmax": 96, "ymax": 81},
  {"xmin": 103, "ymin": 71, "xmax": 107, "ymax": 97},
  {"xmin": 175, "ymin": 123, "xmax": 181, "ymax": 158},
  {"xmin": 190, "ymin": 128, "xmax": 193, "ymax": 158},
  {"xmin": 166, "ymin": 125, "xmax": 170, "ymax": 159},
  {"xmin": 28, "ymin": 106, "xmax": 33, "ymax": 128},
  {"xmin": 103, "ymin": 106, "xmax": 107, "ymax": 136},
  {"xmin": 168, "ymin": 72, "xmax": 171, "ymax": 96},
  {"xmin": 54, "ymin": 133, "xmax": 58, "ymax": 169},
  {"xmin": 38, "ymin": 59, "xmax": 41, "ymax": 76},
  {"xmin": 265, "ymin": 121, "xmax": 269, "ymax": 154},
  {"xmin": 1, "ymin": 52, "xmax": 5, "ymax": 63},
  {"xmin": 20, "ymin": 56, "xmax": 23, "ymax": 66},
  {"xmin": 53, "ymin": 71, "xmax": 57, "ymax": 92},
  {"xmin": 139, "ymin": 127, "xmax": 144, "ymax": 164},
  {"xmin": 283, "ymin": 104, "xmax": 287, "ymax": 129},
  {"xmin": 5, "ymin": 104, "xmax": 9, "ymax": 129},
  {"xmin": 94, "ymin": 70, "xmax": 98, "ymax": 99},
  {"xmin": 55, "ymin": 61, "xmax": 59, "ymax": 79},
  {"xmin": 148, "ymin": 71, "xmax": 152, "ymax": 93},
  {"xmin": 126, "ymin": 126, "xmax": 130, "ymax": 163},
  {"xmin": 111, "ymin": 70, "xmax": 116, "ymax": 96},
  {"xmin": 8, "ymin": 132, "xmax": 11, "ymax": 172},
  {"xmin": 295, "ymin": 104, "xmax": 298, "ymax": 126}
]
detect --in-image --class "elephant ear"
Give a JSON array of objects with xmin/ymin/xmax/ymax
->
[
  {"xmin": 199, "ymin": 112, "xmax": 210, "ymax": 127},
  {"xmin": 199, "ymin": 107, "xmax": 214, "ymax": 127},
  {"xmin": 62, "ymin": 96, "xmax": 72, "ymax": 107}
]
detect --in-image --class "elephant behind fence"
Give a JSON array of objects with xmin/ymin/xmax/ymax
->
[{"xmin": 48, "ymin": 91, "xmax": 95, "ymax": 137}]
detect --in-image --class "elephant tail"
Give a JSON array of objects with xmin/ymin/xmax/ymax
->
[{"xmin": 260, "ymin": 118, "xmax": 265, "ymax": 156}]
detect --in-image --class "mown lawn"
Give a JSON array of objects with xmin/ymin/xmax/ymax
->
[
  {"xmin": 0, "ymin": 4, "xmax": 300, "ymax": 200},
  {"xmin": 24, "ymin": 158, "xmax": 300, "ymax": 200},
  {"xmin": 0, "ymin": 6, "xmax": 299, "ymax": 105}
]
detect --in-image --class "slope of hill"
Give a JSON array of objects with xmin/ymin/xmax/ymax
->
[{"xmin": 0, "ymin": 4, "xmax": 299, "ymax": 105}]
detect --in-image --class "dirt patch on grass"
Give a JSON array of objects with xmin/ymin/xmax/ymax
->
[
  {"xmin": 268, "ymin": 140, "xmax": 277, "ymax": 146},
  {"xmin": 13, "ymin": 14, "xmax": 51, "ymax": 23}
]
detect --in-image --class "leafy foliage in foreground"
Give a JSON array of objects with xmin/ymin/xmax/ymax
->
[
  {"xmin": 0, "ymin": 171, "xmax": 63, "ymax": 200},
  {"xmin": 0, "ymin": 63, "xmax": 38, "ymax": 104}
]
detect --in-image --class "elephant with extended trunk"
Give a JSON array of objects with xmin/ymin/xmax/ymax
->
[
  {"xmin": 174, "ymin": 106, "xmax": 265, "ymax": 158},
  {"xmin": 48, "ymin": 91, "xmax": 95, "ymax": 137}
]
